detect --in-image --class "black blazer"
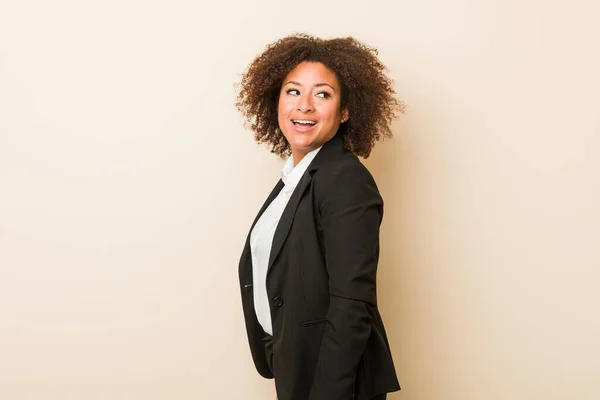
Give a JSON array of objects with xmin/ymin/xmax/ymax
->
[{"xmin": 239, "ymin": 134, "xmax": 400, "ymax": 400}]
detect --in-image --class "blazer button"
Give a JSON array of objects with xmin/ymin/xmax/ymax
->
[{"xmin": 273, "ymin": 296, "xmax": 284, "ymax": 307}]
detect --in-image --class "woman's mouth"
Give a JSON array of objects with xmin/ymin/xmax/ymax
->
[{"xmin": 292, "ymin": 119, "xmax": 317, "ymax": 132}]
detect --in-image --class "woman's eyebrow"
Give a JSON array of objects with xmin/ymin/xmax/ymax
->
[
  {"xmin": 283, "ymin": 81, "xmax": 336, "ymax": 92},
  {"xmin": 315, "ymin": 83, "xmax": 336, "ymax": 92}
]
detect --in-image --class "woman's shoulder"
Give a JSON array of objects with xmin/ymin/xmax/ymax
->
[{"xmin": 312, "ymin": 152, "xmax": 379, "ymax": 195}]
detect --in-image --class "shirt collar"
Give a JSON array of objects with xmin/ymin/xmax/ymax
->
[{"xmin": 281, "ymin": 146, "xmax": 323, "ymax": 188}]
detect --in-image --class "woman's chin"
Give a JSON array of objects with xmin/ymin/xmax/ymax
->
[{"xmin": 289, "ymin": 137, "xmax": 315, "ymax": 150}]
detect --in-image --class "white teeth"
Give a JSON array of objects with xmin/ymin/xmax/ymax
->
[{"xmin": 293, "ymin": 120, "xmax": 317, "ymax": 125}]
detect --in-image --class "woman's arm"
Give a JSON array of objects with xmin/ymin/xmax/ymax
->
[{"xmin": 308, "ymin": 161, "xmax": 383, "ymax": 400}]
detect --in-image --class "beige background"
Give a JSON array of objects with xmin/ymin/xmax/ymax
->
[{"xmin": 1, "ymin": 0, "xmax": 599, "ymax": 399}]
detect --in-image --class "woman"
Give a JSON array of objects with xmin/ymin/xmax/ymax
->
[{"xmin": 236, "ymin": 34, "xmax": 404, "ymax": 400}]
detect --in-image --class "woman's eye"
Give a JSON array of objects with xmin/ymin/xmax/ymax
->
[
  {"xmin": 315, "ymin": 92, "xmax": 331, "ymax": 99},
  {"xmin": 286, "ymin": 89, "xmax": 300, "ymax": 95}
]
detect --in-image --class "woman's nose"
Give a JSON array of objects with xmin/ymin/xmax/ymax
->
[{"xmin": 297, "ymin": 94, "xmax": 314, "ymax": 113}]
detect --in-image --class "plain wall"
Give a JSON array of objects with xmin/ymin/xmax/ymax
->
[{"xmin": 1, "ymin": 1, "xmax": 598, "ymax": 399}]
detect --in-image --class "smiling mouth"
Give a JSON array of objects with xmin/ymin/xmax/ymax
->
[{"xmin": 292, "ymin": 119, "xmax": 317, "ymax": 126}]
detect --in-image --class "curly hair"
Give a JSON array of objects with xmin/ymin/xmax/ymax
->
[{"xmin": 235, "ymin": 33, "xmax": 405, "ymax": 158}]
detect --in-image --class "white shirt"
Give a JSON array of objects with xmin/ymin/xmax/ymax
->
[{"xmin": 250, "ymin": 147, "xmax": 322, "ymax": 335}]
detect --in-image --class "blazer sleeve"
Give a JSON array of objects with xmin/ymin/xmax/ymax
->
[{"xmin": 308, "ymin": 160, "xmax": 383, "ymax": 400}]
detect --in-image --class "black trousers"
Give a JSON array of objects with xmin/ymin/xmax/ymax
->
[
  {"xmin": 263, "ymin": 334, "xmax": 387, "ymax": 400},
  {"xmin": 264, "ymin": 333, "xmax": 275, "ymax": 375}
]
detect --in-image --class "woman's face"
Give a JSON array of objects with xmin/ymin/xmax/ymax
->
[{"xmin": 277, "ymin": 61, "xmax": 348, "ymax": 164}]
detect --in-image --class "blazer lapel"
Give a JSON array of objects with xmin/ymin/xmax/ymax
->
[
  {"xmin": 239, "ymin": 180, "xmax": 284, "ymax": 283},
  {"xmin": 251, "ymin": 180, "xmax": 284, "ymax": 232},
  {"xmin": 267, "ymin": 171, "xmax": 312, "ymax": 272}
]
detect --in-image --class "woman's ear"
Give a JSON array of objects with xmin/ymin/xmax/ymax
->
[{"xmin": 341, "ymin": 107, "xmax": 349, "ymax": 123}]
